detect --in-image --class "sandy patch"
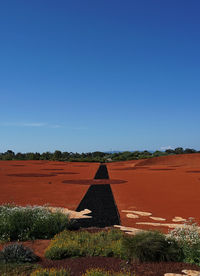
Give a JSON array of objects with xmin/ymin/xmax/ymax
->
[
  {"xmin": 114, "ymin": 225, "xmax": 144, "ymax": 235},
  {"xmin": 150, "ymin": 216, "xmax": 166, "ymax": 221},
  {"xmin": 172, "ymin": 216, "xmax": 186, "ymax": 222},
  {"xmin": 126, "ymin": 213, "xmax": 139, "ymax": 219},
  {"xmin": 182, "ymin": 270, "xmax": 200, "ymax": 276},
  {"xmin": 164, "ymin": 270, "xmax": 200, "ymax": 276},
  {"xmin": 47, "ymin": 207, "xmax": 92, "ymax": 219},
  {"xmin": 136, "ymin": 222, "xmax": 200, "ymax": 230},
  {"xmin": 164, "ymin": 273, "xmax": 185, "ymax": 276},
  {"xmin": 122, "ymin": 210, "xmax": 152, "ymax": 216}
]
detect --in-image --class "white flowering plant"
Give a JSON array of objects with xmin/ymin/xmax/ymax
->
[
  {"xmin": 167, "ymin": 218, "xmax": 200, "ymax": 265},
  {"xmin": 0, "ymin": 204, "xmax": 71, "ymax": 242}
]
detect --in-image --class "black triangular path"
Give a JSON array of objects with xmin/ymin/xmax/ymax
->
[
  {"xmin": 94, "ymin": 164, "xmax": 109, "ymax": 179},
  {"xmin": 75, "ymin": 164, "xmax": 120, "ymax": 228}
]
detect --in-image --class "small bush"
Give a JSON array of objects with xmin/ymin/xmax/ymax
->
[
  {"xmin": 82, "ymin": 269, "xmax": 133, "ymax": 276},
  {"xmin": 0, "ymin": 204, "xmax": 71, "ymax": 241},
  {"xmin": 1, "ymin": 243, "xmax": 39, "ymax": 263},
  {"xmin": 30, "ymin": 268, "xmax": 70, "ymax": 276},
  {"xmin": 82, "ymin": 269, "xmax": 111, "ymax": 276},
  {"xmin": 168, "ymin": 218, "xmax": 200, "ymax": 265},
  {"xmin": 0, "ymin": 263, "xmax": 40, "ymax": 276},
  {"xmin": 45, "ymin": 229, "xmax": 125, "ymax": 260},
  {"xmin": 122, "ymin": 230, "xmax": 183, "ymax": 262}
]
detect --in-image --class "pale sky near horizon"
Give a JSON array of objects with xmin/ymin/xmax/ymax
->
[{"xmin": 0, "ymin": 0, "xmax": 200, "ymax": 153}]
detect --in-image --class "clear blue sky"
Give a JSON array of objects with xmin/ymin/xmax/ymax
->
[{"xmin": 0, "ymin": 0, "xmax": 200, "ymax": 153}]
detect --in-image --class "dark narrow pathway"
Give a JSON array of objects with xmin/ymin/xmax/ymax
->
[{"xmin": 75, "ymin": 164, "xmax": 120, "ymax": 228}]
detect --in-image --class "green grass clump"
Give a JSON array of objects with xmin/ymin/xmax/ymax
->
[
  {"xmin": 122, "ymin": 230, "xmax": 183, "ymax": 262},
  {"xmin": 45, "ymin": 229, "xmax": 125, "ymax": 260},
  {"xmin": 30, "ymin": 267, "xmax": 70, "ymax": 276},
  {"xmin": 0, "ymin": 204, "xmax": 71, "ymax": 241}
]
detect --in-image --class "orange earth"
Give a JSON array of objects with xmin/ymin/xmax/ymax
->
[{"xmin": 1, "ymin": 154, "xmax": 200, "ymax": 232}]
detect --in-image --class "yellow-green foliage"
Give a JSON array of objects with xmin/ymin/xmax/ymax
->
[
  {"xmin": 82, "ymin": 268, "xmax": 133, "ymax": 276},
  {"xmin": 82, "ymin": 268, "xmax": 111, "ymax": 276},
  {"xmin": 45, "ymin": 229, "xmax": 125, "ymax": 260},
  {"xmin": 30, "ymin": 267, "xmax": 70, "ymax": 276}
]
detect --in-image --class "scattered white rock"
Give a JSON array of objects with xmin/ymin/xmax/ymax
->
[
  {"xmin": 122, "ymin": 210, "xmax": 152, "ymax": 216},
  {"xmin": 150, "ymin": 216, "xmax": 166, "ymax": 221},
  {"xmin": 182, "ymin": 270, "xmax": 200, "ymax": 276},
  {"xmin": 172, "ymin": 216, "xmax": 186, "ymax": 222},
  {"xmin": 126, "ymin": 213, "xmax": 139, "ymax": 219},
  {"xmin": 47, "ymin": 207, "xmax": 92, "ymax": 219},
  {"xmin": 136, "ymin": 222, "xmax": 186, "ymax": 228},
  {"xmin": 164, "ymin": 270, "xmax": 200, "ymax": 276},
  {"xmin": 114, "ymin": 225, "xmax": 144, "ymax": 235},
  {"xmin": 164, "ymin": 274, "xmax": 183, "ymax": 276}
]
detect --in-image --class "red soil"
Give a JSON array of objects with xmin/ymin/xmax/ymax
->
[
  {"xmin": 1, "ymin": 156, "xmax": 200, "ymax": 276},
  {"xmin": 1, "ymin": 155, "xmax": 200, "ymax": 233},
  {"xmin": 62, "ymin": 179, "xmax": 127, "ymax": 185},
  {"xmin": 107, "ymin": 154, "xmax": 200, "ymax": 232},
  {"xmin": 0, "ymin": 160, "xmax": 99, "ymax": 210}
]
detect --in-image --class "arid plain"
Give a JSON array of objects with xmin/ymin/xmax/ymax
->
[{"xmin": 1, "ymin": 153, "xmax": 200, "ymax": 233}]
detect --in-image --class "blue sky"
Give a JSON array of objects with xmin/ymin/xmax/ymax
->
[{"xmin": 0, "ymin": 0, "xmax": 200, "ymax": 153}]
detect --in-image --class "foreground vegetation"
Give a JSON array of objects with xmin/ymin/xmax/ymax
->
[
  {"xmin": 0, "ymin": 204, "xmax": 71, "ymax": 241},
  {"xmin": 45, "ymin": 229, "xmax": 125, "ymax": 260},
  {"xmin": 0, "ymin": 147, "xmax": 199, "ymax": 162},
  {"xmin": 30, "ymin": 268, "xmax": 133, "ymax": 276},
  {"xmin": 1, "ymin": 205, "xmax": 200, "ymax": 275}
]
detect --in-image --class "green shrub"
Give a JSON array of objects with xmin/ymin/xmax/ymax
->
[
  {"xmin": 0, "ymin": 263, "xmax": 40, "ymax": 276},
  {"xmin": 1, "ymin": 243, "xmax": 39, "ymax": 263},
  {"xmin": 82, "ymin": 269, "xmax": 133, "ymax": 276},
  {"xmin": 122, "ymin": 230, "xmax": 183, "ymax": 262},
  {"xmin": 30, "ymin": 268, "xmax": 70, "ymax": 276},
  {"xmin": 168, "ymin": 218, "xmax": 200, "ymax": 265},
  {"xmin": 45, "ymin": 229, "xmax": 125, "ymax": 260},
  {"xmin": 0, "ymin": 204, "xmax": 71, "ymax": 241},
  {"xmin": 82, "ymin": 269, "xmax": 111, "ymax": 276}
]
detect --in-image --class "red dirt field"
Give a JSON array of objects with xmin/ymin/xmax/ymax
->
[
  {"xmin": 1, "ymin": 154, "xmax": 200, "ymax": 232},
  {"xmin": 107, "ymin": 153, "xmax": 200, "ymax": 232},
  {"xmin": 0, "ymin": 160, "xmax": 99, "ymax": 210}
]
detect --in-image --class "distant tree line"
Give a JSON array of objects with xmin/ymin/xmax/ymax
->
[{"xmin": 0, "ymin": 147, "xmax": 199, "ymax": 162}]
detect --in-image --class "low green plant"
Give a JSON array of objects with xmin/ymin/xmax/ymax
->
[
  {"xmin": 0, "ymin": 263, "xmax": 40, "ymax": 276},
  {"xmin": 122, "ymin": 230, "xmax": 183, "ymax": 262},
  {"xmin": 1, "ymin": 243, "xmax": 39, "ymax": 263},
  {"xmin": 0, "ymin": 204, "xmax": 71, "ymax": 241},
  {"xmin": 45, "ymin": 229, "xmax": 125, "ymax": 260},
  {"xmin": 168, "ymin": 218, "xmax": 200, "ymax": 265},
  {"xmin": 30, "ymin": 267, "xmax": 70, "ymax": 276},
  {"xmin": 82, "ymin": 268, "xmax": 133, "ymax": 276}
]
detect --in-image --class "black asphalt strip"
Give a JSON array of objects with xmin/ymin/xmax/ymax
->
[{"xmin": 75, "ymin": 164, "xmax": 120, "ymax": 228}]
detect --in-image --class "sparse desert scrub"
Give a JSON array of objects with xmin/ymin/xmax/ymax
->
[
  {"xmin": 0, "ymin": 204, "xmax": 71, "ymax": 241},
  {"xmin": 45, "ymin": 229, "xmax": 125, "ymax": 260}
]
